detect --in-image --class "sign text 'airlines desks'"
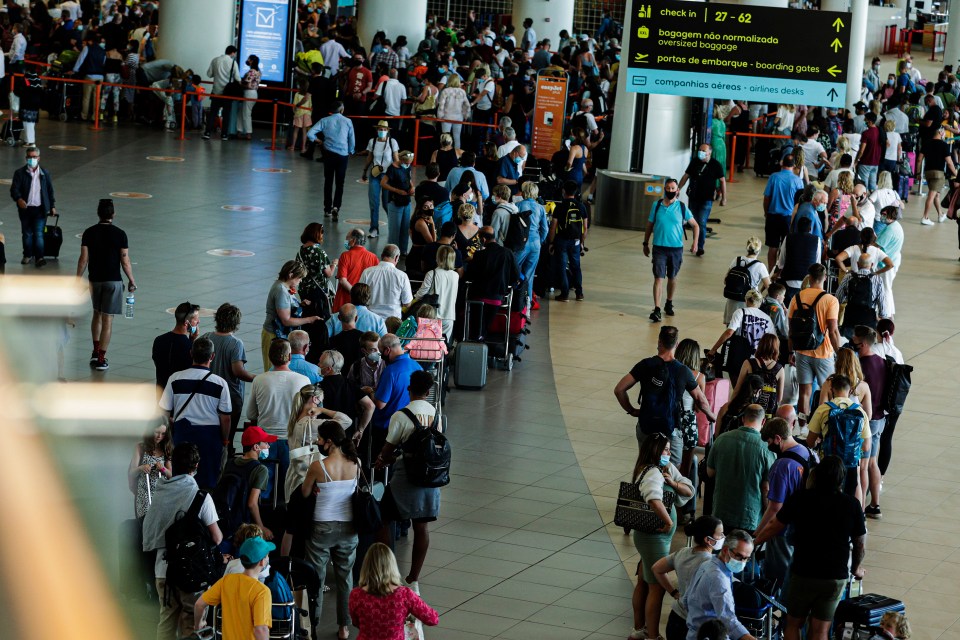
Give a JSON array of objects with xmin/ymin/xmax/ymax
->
[{"xmin": 627, "ymin": 1, "xmax": 851, "ymax": 108}]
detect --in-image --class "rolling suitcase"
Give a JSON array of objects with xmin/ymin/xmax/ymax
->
[
  {"xmin": 454, "ymin": 341, "xmax": 488, "ymax": 389},
  {"xmin": 43, "ymin": 213, "xmax": 63, "ymax": 259},
  {"xmin": 833, "ymin": 593, "xmax": 904, "ymax": 639}
]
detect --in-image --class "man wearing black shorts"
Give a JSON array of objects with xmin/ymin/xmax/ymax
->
[
  {"xmin": 642, "ymin": 179, "xmax": 698, "ymax": 322},
  {"xmin": 762, "ymin": 155, "xmax": 804, "ymax": 271},
  {"xmin": 77, "ymin": 199, "xmax": 136, "ymax": 371}
]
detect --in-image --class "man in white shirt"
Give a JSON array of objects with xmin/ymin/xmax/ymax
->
[
  {"xmin": 884, "ymin": 100, "xmax": 909, "ymax": 134},
  {"xmin": 520, "ymin": 17, "xmax": 537, "ymax": 55},
  {"xmin": 359, "ymin": 244, "xmax": 413, "ymax": 319},
  {"xmin": 497, "ymin": 127, "xmax": 520, "ymax": 158},
  {"xmin": 203, "ymin": 45, "xmax": 239, "ymax": 140},
  {"xmin": 319, "ymin": 37, "xmax": 350, "ymax": 75},
  {"xmin": 379, "ymin": 69, "xmax": 407, "ymax": 117}
]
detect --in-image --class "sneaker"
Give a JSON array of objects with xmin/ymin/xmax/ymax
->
[
  {"xmin": 939, "ymin": 213, "xmax": 948, "ymax": 223},
  {"xmin": 575, "ymin": 292, "xmax": 584, "ymax": 301},
  {"xmin": 90, "ymin": 350, "xmax": 99, "ymax": 366},
  {"xmin": 696, "ymin": 248, "xmax": 705, "ymax": 257},
  {"xmin": 628, "ymin": 628, "xmax": 648, "ymax": 640},
  {"xmin": 324, "ymin": 210, "xmax": 332, "ymax": 218},
  {"xmin": 221, "ymin": 134, "xmax": 229, "ymax": 141},
  {"xmin": 367, "ymin": 228, "xmax": 379, "ymax": 238},
  {"xmin": 649, "ymin": 307, "xmax": 662, "ymax": 322},
  {"xmin": 555, "ymin": 293, "xmax": 569, "ymax": 302},
  {"xmin": 202, "ymin": 132, "xmax": 211, "ymax": 140},
  {"xmin": 865, "ymin": 504, "xmax": 882, "ymax": 519},
  {"xmin": 921, "ymin": 218, "xmax": 935, "ymax": 226},
  {"xmin": 95, "ymin": 357, "xmax": 109, "ymax": 371},
  {"xmin": 35, "ymin": 258, "xmax": 46, "ymax": 267},
  {"xmin": 405, "ymin": 579, "xmax": 420, "ymax": 595},
  {"xmin": 331, "ymin": 207, "xmax": 339, "ymax": 221},
  {"xmin": 664, "ymin": 300, "xmax": 675, "ymax": 316},
  {"xmin": 531, "ymin": 295, "xmax": 540, "ymax": 310},
  {"xmin": 20, "ymin": 256, "xmax": 31, "ymax": 264}
]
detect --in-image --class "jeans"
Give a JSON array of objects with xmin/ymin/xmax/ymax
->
[
  {"xmin": 552, "ymin": 238, "xmax": 583, "ymax": 296},
  {"xmin": 305, "ymin": 521, "xmax": 358, "ymax": 627},
  {"xmin": 323, "ymin": 151, "xmax": 349, "ymax": 211},
  {"xmin": 171, "ymin": 423, "xmax": 223, "ymax": 491},
  {"xmin": 155, "ymin": 578, "xmax": 202, "ymax": 640},
  {"xmin": 515, "ymin": 243, "xmax": 541, "ymax": 301},
  {"xmin": 689, "ymin": 199, "xmax": 713, "ymax": 251},
  {"xmin": 387, "ymin": 201, "xmax": 412, "ymax": 253},
  {"xmin": 784, "ymin": 284, "xmax": 800, "ymax": 309},
  {"xmin": 19, "ymin": 205, "xmax": 45, "ymax": 259},
  {"xmin": 440, "ymin": 121, "xmax": 462, "ymax": 149},
  {"xmin": 857, "ymin": 164, "xmax": 879, "ymax": 192},
  {"xmin": 100, "ymin": 73, "xmax": 121, "ymax": 113},
  {"xmin": 764, "ymin": 534, "xmax": 794, "ymax": 598},
  {"xmin": 262, "ymin": 438, "xmax": 290, "ymax": 502},
  {"xmin": 880, "ymin": 158, "xmax": 899, "ymax": 191},
  {"xmin": 367, "ymin": 177, "xmax": 388, "ymax": 231},
  {"xmin": 205, "ymin": 97, "xmax": 236, "ymax": 136}
]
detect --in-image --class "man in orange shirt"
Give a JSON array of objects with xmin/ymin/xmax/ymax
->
[
  {"xmin": 787, "ymin": 263, "xmax": 842, "ymax": 421},
  {"xmin": 333, "ymin": 228, "xmax": 379, "ymax": 311}
]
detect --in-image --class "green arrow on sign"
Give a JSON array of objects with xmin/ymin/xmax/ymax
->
[
  {"xmin": 827, "ymin": 65, "xmax": 842, "ymax": 77},
  {"xmin": 832, "ymin": 17, "xmax": 845, "ymax": 31},
  {"xmin": 831, "ymin": 38, "xmax": 842, "ymax": 52}
]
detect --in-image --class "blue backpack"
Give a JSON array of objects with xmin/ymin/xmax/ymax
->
[
  {"xmin": 264, "ymin": 566, "xmax": 294, "ymax": 622},
  {"xmin": 433, "ymin": 200, "xmax": 453, "ymax": 227},
  {"xmin": 821, "ymin": 401, "xmax": 865, "ymax": 468}
]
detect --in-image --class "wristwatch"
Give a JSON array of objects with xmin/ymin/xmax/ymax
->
[{"xmin": 671, "ymin": 588, "xmax": 680, "ymax": 598}]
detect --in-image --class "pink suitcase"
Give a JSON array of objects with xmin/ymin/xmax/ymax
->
[{"xmin": 697, "ymin": 378, "xmax": 730, "ymax": 446}]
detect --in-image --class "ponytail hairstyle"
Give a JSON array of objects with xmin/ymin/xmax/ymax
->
[
  {"xmin": 859, "ymin": 226, "xmax": 877, "ymax": 252},
  {"xmin": 317, "ymin": 420, "xmax": 360, "ymax": 465},
  {"xmin": 287, "ymin": 384, "xmax": 320, "ymax": 438},
  {"xmin": 684, "ymin": 515, "xmax": 722, "ymax": 548}
]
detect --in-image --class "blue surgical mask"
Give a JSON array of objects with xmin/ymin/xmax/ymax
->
[
  {"xmin": 401, "ymin": 163, "xmax": 411, "ymax": 170},
  {"xmin": 615, "ymin": 54, "xmax": 621, "ymax": 61},
  {"xmin": 815, "ymin": 203, "xmax": 827, "ymax": 212},
  {"xmin": 258, "ymin": 447, "xmax": 269, "ymax": 460},
  {"xmin": 366, "ymin": 351, "xmax": 382, "ymax": 363},
  {"xmin": 887, "ymin": 79, "xmax": 894, "ymax": 86},
  {"xmin": 188, "ymin": 324, "xmax": 198, "ymax": 335},
  {"xmin": 26, "ymin": 158, "xmax": 38, "ymax": 168},
  {"xmin": 659, "ymin": 455, "xmax": 670, "ymax": 468},
  {"xmin": 726, "ymin": 558, "xmax": 746, "ymax": 574},
  {"xmin": 697, "ymin": 151, "xmax": 708, "ymax": 161},
  {"xmin": 343, "ymin": 241, "xmax": 350, "ymax": 250},
  {"xmin": 514, "ymin": 156, "xmax": 523, "ymax": 164}
]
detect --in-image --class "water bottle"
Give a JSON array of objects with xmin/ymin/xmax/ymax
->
[{"xmin": 125, "ymin": 293, "xmax": 135, "ymax": 319}]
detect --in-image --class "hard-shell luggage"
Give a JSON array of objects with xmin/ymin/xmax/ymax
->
[
  {"xmin": 43, "ymin": 213, "xmax": 63, "ymax": 259},
  {"xmin": 488, "ymin": 310, "xmax": 529, "ymax": 335},
  {"xmin": 833, "ymin": 593, "xmax": 905, "ymax": 638},
  {"xmin": 696, "ymin": 377, "xmax": 730, "ymax": 447},
  {"xmin": 753, "ymin": 138, "xmax": 779, "ymax": 177},
  {"xmin": 454, "ymin": 341, "xmax": 488, "ymax": 389}
]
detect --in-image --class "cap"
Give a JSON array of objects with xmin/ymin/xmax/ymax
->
[
  {"xmin": 853, "ymin": 101, "xmax": 867, "ymax": 109},
  {"xmin": 239, "ymin": 536, "xmax": 275, "ymax": 564},
  {"xmin": 399, "ymin": 150, "xmax": 414, "ymax": 161},
  {"xmin": 241, "ymin": 426, "xmax": 279, "ymax": 447},
  {"xmin": 579, "ymin": 34, "xmax": 589, "ymax": 41},
  {"xmin": 375, "ymin": 120, "xmax": 390, "ymax": 129}
]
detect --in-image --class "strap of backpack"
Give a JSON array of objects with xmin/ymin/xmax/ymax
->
[
  {"xmin": 187, "ymin": 490, "xmax": 206, "ymax": 520},
  {"xmin": 173, "ymin": 371, "xmax": 214, "ymax": 422},
  {"xmin": 400, "ymin": 407, "xmax": 425, "ymax": 430},
  {"xmin": 779, "ymin": 449, "xmax": 810, "ymax": 472}
]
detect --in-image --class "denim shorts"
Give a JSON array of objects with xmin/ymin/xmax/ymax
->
[
  {"xmin": 868, "ymin": 418, "xmax": 885, "ymax": 458},
  {"xmin": 652, "ymin": 245, "xmax": 683, "ymax": 279}
]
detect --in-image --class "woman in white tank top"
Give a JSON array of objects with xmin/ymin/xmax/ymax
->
[{"xmin": 301, "ymin": 421, "xmax": 360, "ymax": 640}]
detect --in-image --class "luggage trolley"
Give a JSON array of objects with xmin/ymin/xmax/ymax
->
[
  {"xmin": 409, "ymin": 337, "xmax": 447, "ymax": 418},
  {"xmin": 472, "ymin": 287, "xmax": 515, "ymax": 371}
]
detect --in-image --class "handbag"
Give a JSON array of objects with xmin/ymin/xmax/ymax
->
[
  {"xmin": 352, "ymin": 467, "xmax": 382, "ymax": 534},
  {"xmin": 224, "ymin": 61, "xmax": 244, "ymax": 98},
  {"xmin": 614, "ymin": 466, "xmax": 677, "ymax": 534}
]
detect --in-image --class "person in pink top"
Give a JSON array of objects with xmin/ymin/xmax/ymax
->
[
  {"xmin": 335, "ymin": 229, "xmax": 380, "ymax": 311},
  {"xmin": 349, "ymin": 543, "xmax": 438, "ymax": 640}
]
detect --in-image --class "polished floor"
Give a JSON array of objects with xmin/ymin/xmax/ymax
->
[{"xmin": 21, "ymin": 97, "xmax": 960, "ymax": 639}]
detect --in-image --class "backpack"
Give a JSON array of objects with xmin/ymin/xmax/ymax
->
[
  {"xmin": 433, "ymin": 200, "xmax": 453, "ymax": 227},
  {"xmin": 481, "ymin": 199, "xmax": 499, "ymax": 226},
  {"xmin": 492, "ymin": 82, "xmax": 505, "ymax": 111},
  {"xmin": 396, "ymin": 316, "xmax": 419, "ymax": 346},
  {"xmin": 638, "ymin": 360, "xmax": 680, "ymax": 437},
  {"xmin": 841, "ymin": 273, "xmax": 877, "ymax": 328},
  {"xmin": 504, "ymin": 208, "xmax": 532, "ymax": 251},
  {"xmin": 724, "ymin": 258, "xmax": 760, "ymax": 301},
  {"xmin": 749, "ymin": 358, "xmax": 782, "ymax": 416},
  {"xmin": 400, "ymin": 408, "xmax": 451, "ymax": 488},
  {"xmin": 821, "ymin": 401, "xmax": 865, "ymax": 468},
  {"xmin": 555, "ymin": 199, "xmax": 585, "ymax": 240},
  {"xmin": 164, "ymin": 491, "xmax": 222, "ymax": 594},
  {"xmin": 569, "ymin": 111, "xmax": 589, "ymax": 134},
  {"xmin": 211, "ymin": 458, "xmax": 261, "ymax": 542},
  {"xmin": 883, "ymin": 356, "xmax": 913, "ymax": 414},
  {"xmin": 264, "ymin": 566, "xmax": 295, "ymax": 623},
  {"xmin": 789, "ymin": 291, "xmax": 827, "ymax": 351},
  {"xmin": 778, "ymin": 445, "xmax": 817, "ymax": 485}
]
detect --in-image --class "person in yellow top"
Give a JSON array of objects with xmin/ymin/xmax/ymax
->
[
  {"xmin": 805, "ymin": 374, "xmax": 871, "ymax": 502},
  {"xmin": 194, "ymin": 536, "xmax": 273, "ymax": 640}
]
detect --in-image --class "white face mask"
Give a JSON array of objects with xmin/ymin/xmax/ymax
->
[{"xmin": 709, "ymin": 535, "xmax": 725, "ymax": 551}]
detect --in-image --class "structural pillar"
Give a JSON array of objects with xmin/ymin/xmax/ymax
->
[
  {"xmin": 512, "ymin": 0, "xmax": 576, "ymax": 52},
  {"xmin": 158, "ymin": 0, "xmax": 236, "ymax": 84},
  {"xmin": 357, "ymin": 0, "xmax": 427, "ymax": 52},
  {"xmin": 847, "ymin": 0, "xmax": 869, "ymax": 110},
  {"xmin": 945, "ymin": 0, "xmax": 960, "ymax": 71}
]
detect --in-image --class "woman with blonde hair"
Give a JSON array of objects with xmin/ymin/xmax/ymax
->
[
  {"xmin": 516, "ymin": 180, "xmax": 550, "ymax": 303},
  {"xmin": 722, "ymin": 236, "xmax": 771, "ymax": 323},
  {"xmin": 818, "ymin": 348, "xmax": 872, "ymax": 420},
  {"xmin": 828, "ymin": 171, "xmax": 861, "ymax": 229},
  {"xmin": 454, "ymin": 203, "xmax": 483, "ymax": 261},
  {"xmin": 429, "ymin": 131, "xmax": 462, "ymax": 182},
  {"xmin": 413, "ymin": 244, "xmax": 460, "ymax": 341},
  {"xmin": 792, "ymin": 147, "xmax": 809, "ymax": 184},
  {"xmin": 830, "ymin": 135, "xmax": 852, "ymax": 170},
  {"xmin": 287, "ymin": 384, "xmax": 352, "ymax": 448},
  {"xmin": 436, "ymin": 74, "xmax": 470, "ymax": 148},
  {"xmin": 707, "ymin": 289, "xmax": 775, "ymax": 366}
]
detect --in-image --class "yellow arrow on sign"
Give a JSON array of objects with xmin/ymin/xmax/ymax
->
[
  {"xmin": 832, "ymin": 17, "xmax": 845, "ymax": 31},
  {"xmin": 830, "ymin": 38, "xmax": 842, "ymax": 52},
  {"xmin": 827, "ymin": 65, "xmax": 842, "ymax": 77}
]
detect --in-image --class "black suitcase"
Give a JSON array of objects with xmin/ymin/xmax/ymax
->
[
  {"xmin": 833, "ymin": 593, "xmax": 905, "ymax": 639},
  {"xmin": 43, "ymin": 213, "xmax": 62, "ymax": 259},
  {"xmin": 753, "ymin": 138, "xmax": 781, "ymax": 177},
  {"xmin": 119, "ymin": 518, "xmax": 156, "ymax": 602}
]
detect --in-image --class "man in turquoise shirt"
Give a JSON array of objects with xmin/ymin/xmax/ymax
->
[
  {"xmin": 762, "ymin": 154, "xmax": 804, "ymax": 271},
  {"xmin": 642, "ymin": 178, "xmax": 698, "ymax": 323}
]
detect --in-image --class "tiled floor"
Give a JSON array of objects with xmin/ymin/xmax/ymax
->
[{"xmin": 23, "ymin": 91, "xmax": 959, "ymax": 638}]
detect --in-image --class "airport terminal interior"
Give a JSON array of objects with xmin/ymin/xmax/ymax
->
[{"xmin": 5, "ymin": 1, "xmax": 960, "ymax": 639}]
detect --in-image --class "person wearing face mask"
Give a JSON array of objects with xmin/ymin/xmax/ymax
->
[
  {"xmin": 11, "ymin": 146, "xmax": 57, "ymax": 268},
  {"xmin": 361, "ymin": 121, "xmax": 400, "ymax": 238},
  {"xmin": 650, "ymin": 515, "xmax": 724, "ymax": 640},
  {"xmin": 369, "ymin": 333, "xmax": 423, "ymax": 458},
  {"xmin": 152, "ymin": 301, "xmax": 200, "ymax": 391},
  {"xmin": 217, "ymin": 426, "xmax": 277, "ymax": 546},
  {"xmin": 678, "ymin": 143, "xmax": 727, "ymax": 256},
  {"xmin": 643, "ymin": 178, "xmax": 699, "ymax": 321},
  {"xmin": 301, "ymin": 420, "xmax": 361, "ymax": 640},
  {"xmin": 496, "ymin": 143, "xmax": 526, "ymax": 197},
  {"xmin": 381, "ymin": 152, "xmax": 416, "ymax": 255},
  {"xmin": 756, "ymin": 417, "xmax": 817, "ymax": 599},
  {"xmin": 755, "ymin": 455, "xmax": 866, "ymax": 640},
  {"xmin": 346, "ymin": 332, "xmax": 388, "ymax": 397},
  {"xmin": 71, "ymin": 31, "xmax": 107, "ymax": 122},
  {"xmin": 682, "ymin": 529, "xmax": 758, "ymax": 640}
]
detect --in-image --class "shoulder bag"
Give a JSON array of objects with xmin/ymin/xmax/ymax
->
[
  {"xmin": 224, "ymin": 60, "xmax": 244, "ymax": 98},
  {"xmin": 352, "ymin": 466, "xmax": 382, "ymax": 534},
  {"xmin": 614, "ymin": 465, "xmax": 676, "ymax": 533},
  {"xmin": 171, "ymin": 371, "xmax": 214, "ymax": 433}
]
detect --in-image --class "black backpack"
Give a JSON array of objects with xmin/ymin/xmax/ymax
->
[
  {"xmin": 211, "ymin": 458, "xmax": 261, "ymax": 542},
  {"xmin": 789, "ymin": 291, "xmax": 827, "ymax": 351},
  {"xmin": 778, "ymin": 444, "xmax": 817, "ymax": 485},
  {"xmin": 555, "ymin": 200, "xmax": 585, "ymax": 240},
  {"xmin": 749, "ymin": 358, "xmax": 782, "ymax": 416},
  {"xmin": 569, "ymin": 111, "xmax": 589, "ymax": 135},
  {"xmin": 638, "ymin": 360, "xmax": 680, "ymax": 437},
  {"xmin": 884, "ymin": 356, "xmax": 913, "ymax": 414},
  {"xmin": 504, "ymin": 208, "xmax": 532, "ymax": 251},
  {"xmin": 400, "ymin": 408, "xmax": 451, "ymax": 488},
  {"xmin": 164, "ymin": 491, "xmax": 222, "ymax": 594},
  {"xmin": 841, "ymin": 273, "xmax": 877, "ymax": 328},
  {"xmin": 724, "ymin": 258, "xmax": 760, "ymax": 301}
]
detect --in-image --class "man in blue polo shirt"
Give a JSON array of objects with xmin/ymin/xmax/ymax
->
[
  {"xmin": 370, "ymin": 333, "xmax": 423, "ymax": 470},
  {"xmin": 642, "ymin": 178, "xmax": 698, "ymax": 323},
  {"xmin": 762, "ymin": 154, "xmax": 804, "ymax": 271},
  {"xmin": 496, "ymin": 145, "xmax": 526, "ymax": 197}
]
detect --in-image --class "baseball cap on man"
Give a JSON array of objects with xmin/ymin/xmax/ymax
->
[
  {"xmin": 239, "ymin": 536, "xmax": 275, "ymax": 564},
  {"xmin": 241, "ymin": 426, "xmax": 278, "ymax": 447}
]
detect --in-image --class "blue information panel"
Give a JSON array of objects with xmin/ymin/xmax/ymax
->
[
  {"xmin": 626, "ymin": 1, "xmax": 851, "ymax": 108},
  {"xmin": 239, "ymin": 0, "xmax": 291, "ymax": 84}
]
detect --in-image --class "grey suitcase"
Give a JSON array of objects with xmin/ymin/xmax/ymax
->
[{"xmin": 454, "ymin": 341, "xmax": 488, "ymax": 390}]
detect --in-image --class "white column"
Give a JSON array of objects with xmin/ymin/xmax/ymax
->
[
  {"xmin": 945, "ymin": 3, "xmax": 960, "ymax": 71},
  {"xmin": 512, "ymin": 0, "xmax": 575, "ymax": 53},
  {"xmin": 357, "ymin": 0, "xmax": 427, "ymax": 52},
  {"xmin": 158, "ymin": 0, "xmax": 236, "ymax": 83},
  {"xmin": 847, "ymin": 0, "xmax": 869, "ymax": 110}
]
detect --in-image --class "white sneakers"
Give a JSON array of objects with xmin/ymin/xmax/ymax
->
[
  {"xmin": 939, "ymin": 213, "xmax": 948, "ymax": 223},
  {"xmin": 921, "ymin": 218, "xmax": 935, "ymax": 226}
]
